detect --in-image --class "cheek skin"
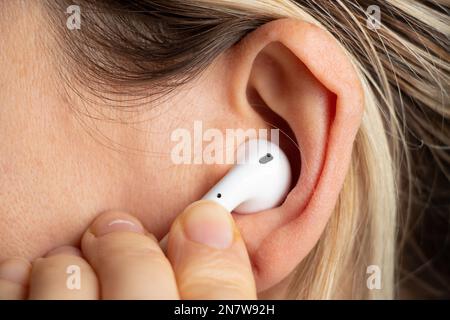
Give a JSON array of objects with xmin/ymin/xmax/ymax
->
[
  {"xmin": 0, "ymin": 0, "xmax": 248, "ymax": 263},
  {"xmin": 0, "ymin": 39, "xmax": 262, "ymax": 261},
  {"xmin": 0, "ymin": 111, "xmax": 201, "ymax": 260},
  {"xmin": 0, "ymin": 106, "xmax": 118, "ymax": 260},
  {"xmin": 0, "ymin": 119, "xmax": 208, "ymax": 261},
  {"xmin": 0, "ymin": 73, "xmax": 235, "ymax": 261}
]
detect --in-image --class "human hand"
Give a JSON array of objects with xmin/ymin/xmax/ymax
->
[{"xmin": 0, "ymin": 200, "xmax": 256, "ymax": 300}]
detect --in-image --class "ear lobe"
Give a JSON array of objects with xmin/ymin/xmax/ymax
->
[{"xmin": 227, "ymin": 19, "xmax": 364, "ymax": 292}]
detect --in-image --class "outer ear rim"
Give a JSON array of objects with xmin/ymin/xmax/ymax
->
[
  {"xmin": 231, "ymin": 19, "xmax": 364, "ymax": 121},
  {"xmin": 229, "ymin": 18, "xmax": 365, "ymax": 291}
]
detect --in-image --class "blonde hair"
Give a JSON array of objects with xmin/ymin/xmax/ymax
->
[{"xmin": 47, "ymin": 0, "xmax": 449, "ymax": 298}]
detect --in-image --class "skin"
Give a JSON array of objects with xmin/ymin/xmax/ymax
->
[{"xmin": 0, "ymin": 2, "xmax": 363, "ymax": 299}]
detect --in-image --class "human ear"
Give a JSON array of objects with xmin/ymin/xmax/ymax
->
[{"xmin": 225, "ymin": 18, "xmax": 364, "ymax": 292}]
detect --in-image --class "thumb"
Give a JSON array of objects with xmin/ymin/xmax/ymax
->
[{"xmin": 167, "ymin": 200, "xmax": 256, "ymax": 300}]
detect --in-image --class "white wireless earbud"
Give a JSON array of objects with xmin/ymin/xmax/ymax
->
[
  {"xmin": 202, "ymin": 139, "xmax": 292, "ymax": 214},
  {"xmin": 159, "ymin": 138, "xmax": 292, "ymax": 250}
]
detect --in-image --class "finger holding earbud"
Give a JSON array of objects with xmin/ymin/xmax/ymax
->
[{"xmin": 167, "ymin": 200, "xmax": 256, "ymax": 300}]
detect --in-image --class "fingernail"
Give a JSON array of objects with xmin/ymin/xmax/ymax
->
[
  {"xmin": 91, "ymin": 211, "xmax": 144, "ymax": 237},
  {"xmin": 0, "ymin": 258, "xmax": 31, "ymax": 285},
  {"xmin": 183, "ymin": 201, "xmax": 234, "ymax": 249},
  {"xmin": 46, "ymin": 246, "xmax": 82, "ymax": 257}
]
